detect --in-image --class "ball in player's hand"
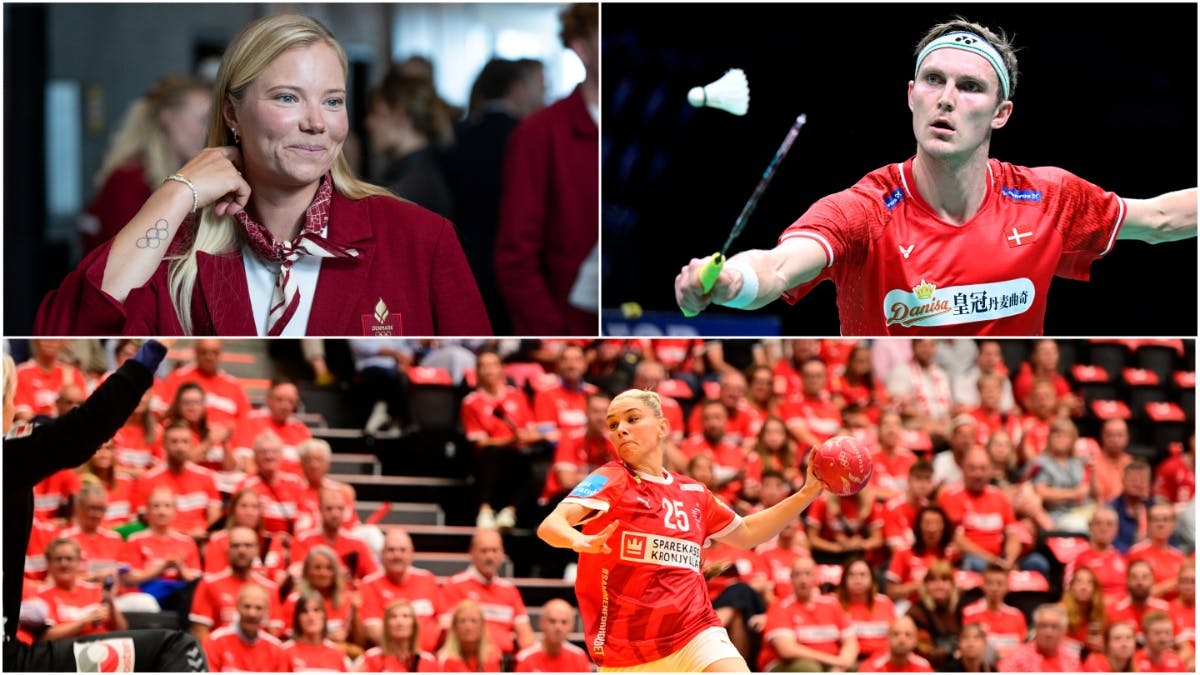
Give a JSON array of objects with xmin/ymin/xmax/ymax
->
[{"xmin": 811, "ymin": 436, "xmax": 874, "ymax": 496}]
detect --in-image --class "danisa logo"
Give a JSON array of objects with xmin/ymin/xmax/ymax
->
[{"xmin": 883, "ymin": 278, "xmax": 1036, "ymax": 327}]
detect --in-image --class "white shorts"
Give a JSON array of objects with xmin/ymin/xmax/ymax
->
[{"xmin": 598, "ymin": 626, "xmax": 745, "ymax": 672}]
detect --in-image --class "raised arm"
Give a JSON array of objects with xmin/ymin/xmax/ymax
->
[
  {"xmin": 675, "ymin": 236, "xmax": 828, "ymax": 316},
  {"xmin": 537, "ymin": 501, "xmax": 619, "ymax": 553},
  {"xmin": 1118, "ymin": 188, "xmax": 1197, "ymax": 244},
  {"xmin": 101, "ymin": 147, "xmax": 250, "ymax": 302},
  {"xmin": 717, "ymin": 461, "xmax": 826, "ymax": 550}
]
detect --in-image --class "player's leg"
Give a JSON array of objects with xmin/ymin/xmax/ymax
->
[{"xmin": 704, "ymin": 656, "xmax": 751, "ymax": 672}]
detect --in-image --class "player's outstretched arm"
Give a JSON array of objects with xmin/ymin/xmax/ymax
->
[
  {"xmin": 675, "ymin": 237, "xmax": 827, "ymax": 316},
  {"xmin": 1118, "ymin": 187, "xmax": 1197, "ymax": 244},
  {"xmin": 717, "ymin": 461, "xmax": 827, "ymax": 550},
  {"xmin": 538, "ymin": 502, "xmax": 619, "ymax": 553}
]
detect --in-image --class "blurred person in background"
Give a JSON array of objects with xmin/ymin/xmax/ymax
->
[
  {"xmin": 283, "ymin": 588, "xmax": 353, "ymax": 672},
  {"xmin": 358, "ymin": 598, "xmax": 437, "ymax": 672},
  {"xmin": 495, "ymin": 3, "xmax": 599, "ymax": 335},
  {"xmin": 1061, "ymin": 566, "xmax": 1106, "ymax": 657},
  {"xmin": 1081, "ymin": 621, "xmax": 1135, "ymax": 672},
  {"xmin": 365, "ymin": 68, "xmax": 456, "ymax": 219},
  {"xmin": 79, "ymin": 75, "xmax": 212, "ymax": 254}
]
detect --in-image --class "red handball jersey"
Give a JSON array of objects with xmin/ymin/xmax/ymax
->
[
  {"xmin": 97, "ymin": 475, "xmax": 136, "ymax": 529},
  {"xmin": 760, "ymin": 593, "xmax": 852, "ymax": 671},
  {"xmin": 234, "ymin": 472, "xmax": 306, "ymax": 534},
  {"xmin": 33, "ymin": 468, "xmax": 81, "ymax": 523},
  {"xmin": 112, "ymin": 422, "xmax": 163, "ymax": 475},
  {"xmin": 1168, "ymin": 598, "xmax": 1195, "ymax": 651},
  {"xmin": 960, "ymin": 600, "xmax": 1029, "ymax": 659},
  {"xmin": 38, "ymin": 582, "xmax": 117, "ymax": 636},
  {"xmin": 13, "ymin": 361, "xmax": 87, "ymax": 419},
  {"xmin": 846, "ymin": 595, "xmax": 897, "ymax": 658},
  {"xmin": 1066, "ymin": 546, "xmax": 1128, "ymax": 602},
  {"xmin": 438, "ymin": 566, "xmax": 531, "ymax": 655},
  {"xmin": 533, "ymin": 382, "xmax": 598, "ymax": 439},
  {"xmin": 23, "ymin": 519, "xmax": 60, "ymax": 581},
  {"xmin": 359, "ymin": 646, "xmax": 438, "ymax": 672},
  {"xmin": 937, "ymin": 484, "xmax": 1016, "ymax": 558},
  {"xmin": 283, "ymin": 639, "xmax": 352, "ymax": 672},
  {"xmin": 60, "ymin": 526, "xmax": 125, "ymax": 579},
  {"xmin": 461, "ymin": 385, "xmax": 537, "ymax": 446},
  {"xmin": 359, "ymin": 568, "xmax": 443, "ymax": 653},
  {"xmin": 1153, "ymin": 453, "xmax": 1196, "ymax": 505},
  {"xmin": 132, "ymin": 462, "xmax": 221, "ymax": 534},
  {"xmin": 561, "ymin": 462, "xmax": 742, "ymax": 667},
  {"xmin": 859, "ymin": 652, "xmax": 935, "ymax": 673},
  {"xmin": 295, "ymin": 478, "xmax": 359, "ymax": 534},
  {"xmin": 515, "ymin": 642, "xmax": 594, "ymax": 672},
  {"xmin": 778, "ymin": 158, "xmax": 1126, "ymax": 335},
  {"xmin": 777, "ymin": 394, "xmax": 843, "ymax": 446},
  {"xmin": 1132, "ymin": 647, "xmax": 1189, "ymax": 672},
  {"xmin": 121, "ymin": 529, "xmax": 202, "ymax": 581},
  {"xmin": 189, "ymin": 569, "xmax": 283, "ymax": 634},
  {"xmin": 161, "ymin": 365, "xmax": 251, "ymax": 430},
  {"xmin": 203, "ymin": 626, "xmax": 291, "ymax": 672},
  {"xmin": 203, "ymin": 529, "xmax": 288, "ymax": 579},
  {"xmin": 541, "ymin": 428, "xmax": 616, "ymax": 503},
  {"xmin": 281, "ymin": 591, "xmax": 353, "ymax": 639},
  {"xmin": 1108, "ymin": 596, "xmax": 1173, "ymax": 642},
  {"xmin": 686, "ymin": 400, "xmax": 758, "ymax": 447},
  {"xmin": 1127, "ymin": 541, "xmax": 1185, "ymax": 600},
  {"xmin": 289, "ymin": 528, "xmax": 380, "ymax": 584},
  {"xmin": 232, "ymin": 409, "xmax": 313, "ymax": 477}
]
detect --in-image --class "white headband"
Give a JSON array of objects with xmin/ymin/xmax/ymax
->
[{"xmin": 915, "ymin": 31, "xmax": 1010, "ymax": 100}]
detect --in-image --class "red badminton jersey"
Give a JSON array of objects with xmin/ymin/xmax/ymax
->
[
  {"xmin": 779, "ymin": 158, "xmax": 1126, "ymax": 335},
  {"xmin": 562, "ymin": 462, "xmax": 742, "ymax": 667}
]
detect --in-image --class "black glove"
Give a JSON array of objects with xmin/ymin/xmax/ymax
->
[{"xmin": 130, "ymin": 340, "xmax": 168, "ymax": 373}]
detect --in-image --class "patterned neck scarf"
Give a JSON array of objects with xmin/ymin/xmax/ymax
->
[{"xmin": 235, "ymin": 175, "xmax": 358, "ymax": 335}]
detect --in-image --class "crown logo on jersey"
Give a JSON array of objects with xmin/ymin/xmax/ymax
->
[
  {"xmin": 622, "ymin": 534, "xmax": 647, "ymax": 558},
  {"xmin": 913, "ymin": 280, "xmax": 936, "ymax": 300}
]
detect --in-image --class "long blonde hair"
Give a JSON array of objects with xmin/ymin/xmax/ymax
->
[
  {"xmin": 95, "ymin": 74, "xmax": 211, "ymax": 190},
  {"xmin": 438, "ymin": 599, "xmax": 492, "ymax": 664},
  {"xmin": 168, "ymin": 14, "xmax": 396, "ymax": 334}
]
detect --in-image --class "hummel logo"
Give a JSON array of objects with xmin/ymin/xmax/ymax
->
[{"xmin": 899, "ymin": 244, "xmax": 914, "ymax": 259}]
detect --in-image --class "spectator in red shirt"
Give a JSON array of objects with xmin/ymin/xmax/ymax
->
[
  {"xmin": 61, "ymin": 484, "xmax": 126, "ymax": 585},
  {"xmin": 296, "ymin": 438, "xmax": 358, "ymax": 534},
  {"xmin": 831, "ymin": 345, "xmax": 890, "ymax": 425},
  {"xmin": 872, "ymin": 411, "xmax": 918, "ymax": 502},
  {"xmin": 79, "ymin": 440, "xmax": 136, "ymax": 529},
  {"xmin": 688, "ymin": 370, "xmax": 759, "ymax": 447},
  {"xmin": 437, "ymin": 599, "xmax": 504, "ymax": 672},
  {"xmin": 282, "ymin": 545, "xmax": 359, "ymax": 658},
  {"xmin": 540, "ymin": 392, "xmax": 613, "ymax": 507},
  {"xmin": 235, "ymin": 431, "xmax": 307, "ymax": 535},
  {"xmin": 112, "ymin": 388, "xmax": 162, "ymax": 478},
  {"xmin": 283, "ymin": 589, "xmax": 352, "ymax": 672},
  {"xmin": 359, "ymin": 598, "xmax": 438, "ymax": 672},
  {"xmin": 162, "ymin": 340, "xmax": 251, "ymax": 432},
  {"xmin": 838, "ymin": 557, "xmax": 898, "ymax": 662},
  {"xmin": 1061, "ymin": 566, "xmax": 1106, "ymax": 657},
  {"xmin": 439, "ymin": 528, "xmax": 534, "ymax": 657},
  {"xmin": 747, "ymin": 364, "xmax": 780, "ymax": 427},
  {"xmin": 996, "ymin": 604, "xmax": 1080, "ymax": 671},
  {"xmin": 1170, "ymin": 560, "xmax": 1195, "ymax": 667},
  {"xmin": 887, "ymin": 506, "xmax": 956, "ymax": 604},
  {"xmin": 12, "ymin": 339, "xmax": 87, "ymax": 422},
  {"xmin": 761, "ymin": 555, "xmax": 860, "ymax": 672},
  {"xmin": 1108, "ymin": 559, "xmax": 1172, "ymax": 644},
  {"xmin": 779, "ymin": 359, "xmax": 843, "ymax": 450},
  {"xmin": 1067, "ymin": 505, "xmax": 1128, "ymax": 601},
  {"xmin": 38, "ymin": 538, "xmax": 127, "ymax": 639},
  {"xmin": 133, "ymin": 420, "xmax": 223, "ymax": 539},
  {"xmin": 514, "ymin": 599, "xmax": 592, "ymax": 672},
  {"xmin": 883, "ymin": 461, "xmax": 937, "ymax": 553},
  {"xmin": 1153, "ymin": 439, "xmax": 1195, "ymax": 507},
  {"xmin": 702, "ymin": 540, "xmax": 770, "ymax": 662},
  {"xmin": 233, "ymin": 380, "xmax": 312, "ymax": 477},
  {"xmin": 202, "ymin": 584, "xmax": 291, "ymax": 672},
  {"xmin": 939, "ymin": 447, "xmax": 1051, "ymax": 578},
  {"xmin": 886, "ymin": 340, "xmax": 952, "ymax": 438},
  {"xmin": 944, "ymin": 623, "xmax": 993, "ymax": 672},
  {"xmin": 120, "ymin": 486, "xmax": 203, "ymax": 591},
  {"xmin": 678, "ymin": 399, "xmax": 759, "ymax": 506},
  {"xmin": 189, "ymin": 526, "xmax": 282, "ymax": 642},
  {"xmin": 753, "ymin": 417, "xmax": 800, "ymax": 488},
  {"xmin": 1012, "ymin": 340, "xmax": 1080, "ymax": 417},
  {"xmin": 289, "ymin": 487, "xmax": 379, "ymax": 586},
  {"xmin": 532, "ymin": 344, "xmax": 596, "ymax": 444},
  {"xmin": 204, "ymin": 488, "xmax": 288, "ymax": 580},
  {"xmin": 806, "ymin": 488, "xmax": 886, "ymax": 567},
  {"xmin": 968, "ymin": 373, "xmax": 1021, "ymax": 448},
  {"xmin": 859, "ymin": 616, "xmax": 934, "ymax": 672},
  {"xmin": 961, "ymin": 565, "xmax": 1028, "ymax": 661},
  {"xmin": 1129, "ymin": 502, "xmax": 1187, "ymax": 599},
  {"xmin": 163, "ymin": 381, "xmax": 239, "ymax": 477},
  {"xmin": 1091, "ymin": 419, "xmax": 1133, "ymax": 505},
  {"xmin": 1082, "ymin": 621, "xmax": 1136, "ymax": 672},
  {"xmin": 1134, "ymin": 610, "xmax": 1189, "ymax": 672},
  {"xmin": 462, "ymin": 349, "xmax": 543, "ymax": 530},
  {"xmin": 359, "ymin": 529, "xmax": 442, "ymax": 652}
]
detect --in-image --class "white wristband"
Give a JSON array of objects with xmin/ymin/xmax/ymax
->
[{"xmin": 716, "ymin": 257, "xmax": 759, "ymax": 309}]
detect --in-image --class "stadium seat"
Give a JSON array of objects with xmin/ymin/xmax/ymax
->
[
  {"xmin": 1135, "ymin": 343, "xmax": 1181, "ymax": 385},
  {"xmin": 1090, "ymin": 400, "xmax": 1131, "ymax": 420},
  {"xmin": 407, "ymin": 366, "xmax": 459, "ymax": 433},
  {"xmin": 1087, "ymin": 341, "xmax": 1131, "ymax": 382},
  {"xmin": 998, "ymin": 341, "xmax": 1030, "ymax": 374}
]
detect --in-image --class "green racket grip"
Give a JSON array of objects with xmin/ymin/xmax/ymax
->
[{"xmin": 681, "ymin": 252, "xmax": 726, "ymax": 317}]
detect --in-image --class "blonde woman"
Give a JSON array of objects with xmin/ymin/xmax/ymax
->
[
  {"xmin": 80, "ymin": 75, "xmax": 211, "ymax": 254},
  {"xmin": 358, "ymin": 599, "xmax": 437, "ymax": 672},
  {"xmin": 38, "ymin": 13, "xmax": 489, "ymax": 337},
  {"xmin": 436, "ymin": 599, "xmax": 503, "ymax": 672},
  {"xmin": 281, "ymin": 546, "xmax": 362, "ymax": 657}
]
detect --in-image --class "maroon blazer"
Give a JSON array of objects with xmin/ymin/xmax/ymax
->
[{"xmin": 36, "ymin": 192, "xmax": 492, "ymax": 336}]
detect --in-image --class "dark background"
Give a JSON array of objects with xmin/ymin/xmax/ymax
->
[{"xmin": 601, "ymin": 3, "xmax": 1197, "ymax": 336}]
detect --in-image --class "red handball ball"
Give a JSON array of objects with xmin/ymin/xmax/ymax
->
[{"xmin": 811, "ymin": 436, "xmax": 874, "ymax": 496}]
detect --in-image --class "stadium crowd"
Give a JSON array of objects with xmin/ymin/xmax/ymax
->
[{"xmin": 6, "ymin": 337, "xmax": 1194, "ymax": 672}]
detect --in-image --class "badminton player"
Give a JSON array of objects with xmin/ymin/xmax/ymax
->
[
  {"xmin": 537, "ymin": 389, "xmax": 830, "ymax": 672},
  {"xmin": 675, "ymin": 18, "xmax": 1197, "ymax": 335}
]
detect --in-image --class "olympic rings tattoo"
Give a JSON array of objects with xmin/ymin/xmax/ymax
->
[{"xmin": 135, "ymin": 220, "xmax": 170, "ymax": 249}]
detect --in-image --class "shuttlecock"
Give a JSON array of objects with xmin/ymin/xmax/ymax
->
[{"xmin": 687, "ymin": 68, "xmax": 749, "ymax": 116}]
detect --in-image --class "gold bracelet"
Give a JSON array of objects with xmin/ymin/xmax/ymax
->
[{"xmin": 163, "ymin": 174, "xmax": 199, "ymax": 214}]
